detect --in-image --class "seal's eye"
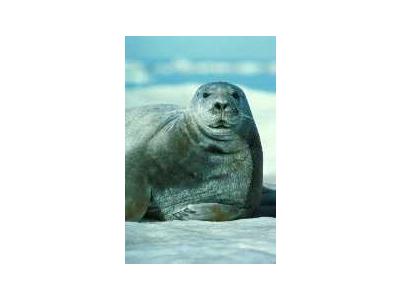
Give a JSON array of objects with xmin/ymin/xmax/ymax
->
[
  {"xmin": 203, "ymin": 92, "xmax": 210, "ymax": 98},
  {"xmin": 232, "ymin": 92, "xmax": 240, "ymax": 100}
]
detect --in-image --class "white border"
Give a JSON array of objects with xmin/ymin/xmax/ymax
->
[{"xmin": 1, "ymin": 0, "xmax": 400, "ymax": 299}]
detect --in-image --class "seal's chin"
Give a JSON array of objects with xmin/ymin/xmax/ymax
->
[
  {"xmin": 206, "ymin": 121, "xmax": 236, "ymax": 138},
  {"xmin": 192, "ymin": 113, "xmax": 237, "ymax": 140}
]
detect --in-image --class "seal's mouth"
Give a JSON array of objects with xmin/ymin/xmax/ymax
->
[{"xmin": 209, "ymin": 120, "xmax": 231, "ymax": 129}]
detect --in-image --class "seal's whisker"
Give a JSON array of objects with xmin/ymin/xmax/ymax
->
[{"xmin": 239, "ymin": 113, "xmax": 254, "ymax": 120}]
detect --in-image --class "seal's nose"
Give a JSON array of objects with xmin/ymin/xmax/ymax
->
[{"xmin": 213, "ymin": 101, "xmax": 229, "ymax": 111}]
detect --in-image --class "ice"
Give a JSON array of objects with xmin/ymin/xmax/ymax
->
[{"xmin": 126, "ymin": 217, "xmax": 276, "ymax": 264}]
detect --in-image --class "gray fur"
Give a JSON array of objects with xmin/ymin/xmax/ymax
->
[{"xmin": 125, "ymin": 82, "xmax": 263, "ymax": 221}]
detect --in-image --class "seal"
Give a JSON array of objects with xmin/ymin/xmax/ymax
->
[{"xmin": 125, "ymin": 82, "xmax": 263, "ymax": 221}]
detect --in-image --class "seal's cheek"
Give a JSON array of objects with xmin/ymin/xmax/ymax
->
[{"xmin": 196, "ymin": 107, "xmax": 215, "ymax": 123}]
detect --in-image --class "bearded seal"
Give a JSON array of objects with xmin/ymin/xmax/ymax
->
[{"xmin": 125, "ymin": 82, "xmax": 263, "ymax": 221}]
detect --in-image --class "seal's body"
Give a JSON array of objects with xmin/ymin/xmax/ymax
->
[{"xmin": 125, "ymin": 82, "xmax": 263, "ymax": 221}]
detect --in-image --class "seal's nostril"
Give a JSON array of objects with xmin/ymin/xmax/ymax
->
[{"xmin": 214, "ymin": 102, "xmax": 228, "ymax": 111}]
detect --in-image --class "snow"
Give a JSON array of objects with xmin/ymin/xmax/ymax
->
[{"xmin": 125, "ymin": 217, "xmax": 276, "ymax": 264}]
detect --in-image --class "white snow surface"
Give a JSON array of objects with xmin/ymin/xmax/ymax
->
[{"xmin": 125, "ymin": 217, "xmax": 276, "ymax": 264}]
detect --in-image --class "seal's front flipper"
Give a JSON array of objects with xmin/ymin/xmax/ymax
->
[
  {"xmin": 172, "ymin": 203, "xmax": 245, "ymax": 221},
  {"xmin": 125, "ymin": 180, "xmax": 151, "ymax": 222}
]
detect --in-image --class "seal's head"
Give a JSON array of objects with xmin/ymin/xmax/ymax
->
[{"xmin": 190, "ymin": 82, "xmax": 253, "ymax": 138}]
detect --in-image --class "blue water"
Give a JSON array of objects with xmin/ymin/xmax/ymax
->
[
  {"xmin": 125, "ymin": 37, "xmax": 276, "ymax": 92},
  {"xmin": 125, "ymin": 36, "xmax": 276, "ymax": 61},
  {"xmin": 125, "ymin": 59, "xmax": 276, "ymax": 92},
  {"xmin": 125, "ymin": 73, "xmax": 275, "ymax": 92}
]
